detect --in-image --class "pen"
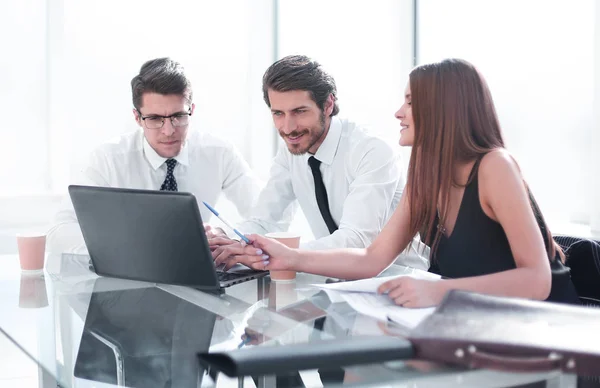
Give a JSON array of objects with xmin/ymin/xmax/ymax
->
[
  {"xmin": 385, "ymin": 316, "xmax": 410, "ymax": 336},
  {"xmin": 237, "ymin": 336, "xmax": 252, "ymax": 349},
  {"xmin": 202, "ymin": 202, "xmax": 251, "ymax": 244}
]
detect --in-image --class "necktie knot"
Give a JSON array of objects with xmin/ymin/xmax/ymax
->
[
  {"xmin": 166, "ymin": 158, "xmax": 177, "ymax": 170},
  {"xmin": 308, "ymin": 156, "xmax": 321, "ymax": 170}
]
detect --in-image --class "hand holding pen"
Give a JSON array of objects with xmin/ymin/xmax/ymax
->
[
  {"xmin": 202, "ymin": 203, "xmax": 297, "ymax": 272},
  {"xmin": 203, "ymin": 202, "xmax": 270, "ymax": 270},
  {"xmin": 212, "ymin": 233, "xmax": 300, "ymax": 273},
  {"xmin": 203, "ymin": 202, "xmax": 251, "ymax": 244},
  {"xmin": 238, "ymin": 308, "xmax": 272, "ymax": 348}
]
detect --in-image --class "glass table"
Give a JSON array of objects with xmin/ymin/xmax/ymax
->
[{"xmin": 0, "ymin": 253, "xmax": 582, "ymax": 387}]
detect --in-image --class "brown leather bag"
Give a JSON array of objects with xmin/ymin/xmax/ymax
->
[{"xmin": 408, "ymin": 290, "xmax": 600, "ymax": 376}]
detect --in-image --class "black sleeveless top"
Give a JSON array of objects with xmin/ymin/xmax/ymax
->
[{"xmin": 427, "ymin": 160, "xmax": 579, "ymax": 305}]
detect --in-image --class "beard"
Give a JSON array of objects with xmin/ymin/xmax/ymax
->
[{"xmin": 282, "ymin": 112, "xmax": 327, "ymax": 155}]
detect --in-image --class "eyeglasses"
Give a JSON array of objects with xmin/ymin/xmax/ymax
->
[{"xmin": 138, "ymin": 110, "xmax": 192, "ymax": 130}]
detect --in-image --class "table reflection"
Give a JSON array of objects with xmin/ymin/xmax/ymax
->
[{"xmin": 18, "ymin": 273, "xmax": 48, "ymax": 309}]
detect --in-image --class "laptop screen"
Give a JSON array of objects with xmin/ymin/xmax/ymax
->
[{"xmin": 69, "ymin": 185, "xmax": 222, "ymax": 289}]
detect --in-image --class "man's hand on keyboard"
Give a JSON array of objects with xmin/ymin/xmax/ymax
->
[
  {"xmin": 204, "ymin": 223, "xmax": 228, "ymax": 242},
  {"xmin": 210, "ymin": 237, "xmax": 269, "ymax": 271}
]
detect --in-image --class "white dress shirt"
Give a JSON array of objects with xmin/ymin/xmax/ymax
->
[
  {"xmin": 238, "ymin": 117, "xmax": 428, "ymax": 270},
  {"xmin": 47, "ymin": 129, "xmax": 261, "ymax": 254}
]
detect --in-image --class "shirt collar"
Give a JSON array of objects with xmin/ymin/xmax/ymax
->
[
  {"xmin": 312, "ymin": 116, "xmax": 342, "ymax": 166},
  {"xmin": 142, "ymin": 131, "xmax": 189, "ymax": 170}
]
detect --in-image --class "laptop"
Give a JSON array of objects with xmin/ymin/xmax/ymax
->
[
  {"xmin": 74, "ymin": 279, "xmax": 220, "ymax": 386},
  {"xmin": 69, "ymin": 185, "xmax": 267, "ymax": 290}
]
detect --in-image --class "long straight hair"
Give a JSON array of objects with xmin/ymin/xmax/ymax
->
[{"xmin": 406, "ymin": 59, "xmax": 560, "ymax": 261}]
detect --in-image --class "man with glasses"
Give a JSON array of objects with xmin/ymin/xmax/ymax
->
[{"xmin": 47, "ymin": 57, "xmax": 261, "ymax": 254}]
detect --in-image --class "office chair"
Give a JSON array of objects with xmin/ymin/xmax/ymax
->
[{"xmin": 553, "ymin": 235, "xmax": 600, "ymax": 307}]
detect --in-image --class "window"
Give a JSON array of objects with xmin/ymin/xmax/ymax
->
[
  {"xmin": 2, "ymin": 0, "xmax": 275, "ymax": 230},
  {"xmin": 0, "ymin": 0, "xmax": 49, "ymax": 194},
  {"xmin": 278, "ymin": 0, "xmax": 415, "ymax": 147},
  {"xmin": 418, "ymin": 0, "xmax": 596, "ymax": 232}
]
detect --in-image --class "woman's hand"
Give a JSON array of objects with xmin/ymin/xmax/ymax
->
[
  {"xmin": 377, "ymin": 276, "xmax": 445, "ymax": 308},
  {"xmin": 209, "ymin": 234, "xmax": 298, "ymax": 271},
  {"xmin": 246, "ymin": 234, "xmax": 298, "ymax": 271}
]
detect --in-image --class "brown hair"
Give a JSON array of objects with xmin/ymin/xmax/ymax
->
[
  {"xmin": 131, "ymin": 57, "xmax": 192, "ymax": 111},
  {"xmin": 262, "ymin": 55, "xmax": 340, "ymax": 116},
  {"xmin": 405, "ymin": 59, "xmax": 561, "ymax": 262}
]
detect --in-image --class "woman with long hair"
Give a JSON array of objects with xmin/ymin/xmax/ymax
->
[{"xmin": 215, "ymin": 58, "xmax": 579, "ymax": 307}]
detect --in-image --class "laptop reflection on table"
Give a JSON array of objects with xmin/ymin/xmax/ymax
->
[{"xmin": 74, "ymin": 278, "xmax": 219, "ymax": 387}]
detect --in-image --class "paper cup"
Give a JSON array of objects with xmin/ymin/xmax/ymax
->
[
  {"xmin": 16, "ymin": 234, "xmax": 46, "ymax": 274},
  {"xmin": 265, "ymin": 232, "xmax": 300, "ymax": 282}
]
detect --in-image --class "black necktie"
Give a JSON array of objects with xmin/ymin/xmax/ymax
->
[
  {"xmin": 308, "ymin": 156, "xmax": 338, "ymax": 234},
  {"xmin": 160, "ymin": 159, "xmax": 178, "ymax": 191}
]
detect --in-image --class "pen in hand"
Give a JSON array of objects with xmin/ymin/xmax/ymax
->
[
  {"xmin": 238, "ymin": 331, "xmax": 260, "ymax": 348},
  {"xmin": 237, "ymin": 336, "xmax": 252, "ymax": 349},
  {"xmin": 202, "ymin": 202, "xmax": 251, "ymax": 244}
]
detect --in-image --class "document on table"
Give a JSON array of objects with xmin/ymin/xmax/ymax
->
[
  {"xmin": 313, "ymin": 271, "xmax": 440, "ymax": 294},
  {"xmin": 312, "ymin": 273, "xmax": 440, "ymax": 329}
]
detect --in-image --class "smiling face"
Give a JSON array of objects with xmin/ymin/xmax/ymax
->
[
  {"xmin": 267, "ymin": 89, "xmax": 333, "ymax": 155},
  {"xmin": 133, "ymin": 93, "xmax": 195, "ymax": 158},
  {"xmin": 394, "ymin": 83, "xmax": 414, "ymax": 147}
]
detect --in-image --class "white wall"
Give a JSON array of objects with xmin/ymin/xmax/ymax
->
[{"xmin": 0, "ymin": 0, "xmax": 49, "ymax": 194}]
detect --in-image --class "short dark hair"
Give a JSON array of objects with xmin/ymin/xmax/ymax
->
[
  {"xmin": 262, "ymin": 55, "xmax": 339, "ymax": 116},
  {"xmin": 131, "ymin": 57, "xmax": 193, "ymax": 111}
]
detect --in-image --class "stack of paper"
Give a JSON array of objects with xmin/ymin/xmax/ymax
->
[{"xmin": 312, "ymin": 274, "xmax": 438, "ymax": 329}]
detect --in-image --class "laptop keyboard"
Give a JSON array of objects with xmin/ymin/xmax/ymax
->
[{"xmin": 217, "ymin": 271, "xmax": 243, "ymax": 282}]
